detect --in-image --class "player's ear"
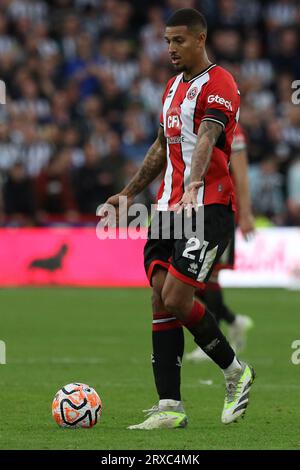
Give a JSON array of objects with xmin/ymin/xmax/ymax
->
[{"xmin": 197, "ymin": 31, "xmax": 206, "ymax": 46}]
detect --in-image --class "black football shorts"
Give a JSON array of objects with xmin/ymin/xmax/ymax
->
[
  {"xmin": 213, "ymin": 232, "xmax": 235, "ymax": 272},
  {"xmin": 144, "ymin": 204, "xmax": 234, "ymax": 288}
]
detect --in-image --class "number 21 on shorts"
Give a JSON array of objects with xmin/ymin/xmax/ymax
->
[{"xmin": 182, "ymin": 237, "xmax": 209, "ymax": 262}]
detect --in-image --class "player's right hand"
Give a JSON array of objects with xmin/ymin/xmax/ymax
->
[{"xmin": 97, "ymin": 193, "xmax": 134, "ymax": 226}]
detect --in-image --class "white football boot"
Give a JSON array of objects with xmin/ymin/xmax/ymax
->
[
  {"xmin": 128, "ymin": 399, "xmax": 188, "ymax": 430},
  {"xmin": 185, "ymin": 346, "xmax": 211, "ymax": 363},
  {"xmin": 221, "ymin": 361, "xmax": 256, "ymax": 424},
  {"xmin": 228, "ymin": 315, "xmax": 254, "ymax": 353}
]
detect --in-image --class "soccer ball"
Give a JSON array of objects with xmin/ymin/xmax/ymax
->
[{"xmin": 52, "ymin": 383, "xmax": 102, "ymax": 428}]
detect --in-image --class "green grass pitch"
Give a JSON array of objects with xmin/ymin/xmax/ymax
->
[{"xmin": 1, "ymin": 287, "xmax": 299, "ymax": 450}]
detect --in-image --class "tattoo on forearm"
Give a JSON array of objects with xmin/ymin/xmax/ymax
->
[
  {"xmin": 190, "ymin": 120, "xmax": 222, "ymax": 182},
  {"xmin": 122, "ymin": 128, "xmax": 166, "ymax": 197}
]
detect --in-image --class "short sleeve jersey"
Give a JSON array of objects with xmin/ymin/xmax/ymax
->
[
  {"xmin": 231, "ymin": 123, "xmax": 247, "ymax": 153},
  {"xmin": 157, "ymin": 64, "xmax": 240, "ymax": 210}
]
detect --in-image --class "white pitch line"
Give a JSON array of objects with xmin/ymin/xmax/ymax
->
[
  {"xmin": 185, "ymin": 383, "xmax": 300, "ymax": 390},
  {"xmin": 9, "ymin": 356, "xmax": 150, "ymax": 365},
  {"xmin": 9, "ymin": 357, "xmax": 107, "ymax": 365}
]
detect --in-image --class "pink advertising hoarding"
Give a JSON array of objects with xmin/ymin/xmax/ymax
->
[
  {"xmin": 0, "ymin": 227, "xmax": 300, "ymax": 287},
  {"xmin": 0, "ymin": 228, "xmax": 149, "ymax": 287},
  {"xmin": 220, "ymin": 227, "xmax": 300, "ymax": 288}
]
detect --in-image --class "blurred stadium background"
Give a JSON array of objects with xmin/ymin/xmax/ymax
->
[
  {"xmin": 1, "ymin": 0, "xmax": 300, "ymax": 452},
  {"xmin": 1, "ymin": 0, "xmax": 300, "ymax": 287}
]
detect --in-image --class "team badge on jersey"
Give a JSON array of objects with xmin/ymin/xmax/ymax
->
[{"xmin": 187, "ymin": 87, "xmax": 198, "ymax": 101}]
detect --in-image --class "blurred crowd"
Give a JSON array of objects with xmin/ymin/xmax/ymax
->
[{"xmin": 0, "ymin": 0, "xmax": 300, "ymax": 226}]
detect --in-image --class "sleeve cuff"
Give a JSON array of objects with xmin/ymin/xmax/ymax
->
[{"xmin": 201, "ymin": 117, "xmax": 225, "ymax": 130}]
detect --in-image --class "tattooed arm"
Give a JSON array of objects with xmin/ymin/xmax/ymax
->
[
  {"xmin": 98, "ymin": 127, "xmax": 166, "ymax": 218},
  {"xmin": 177, "ymin": 121, "xmax": 222, "ymax": 214},
  {"xmin": 190, "ymin": 120, "xmax": 222, "ymax": 182},
  {"xmin": 121, "ymin": 126, "xmax": 166, "ymax": 198}
]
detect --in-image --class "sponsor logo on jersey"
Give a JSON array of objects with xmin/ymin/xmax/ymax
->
[
  {"xmin": 187, "ymin": 86, "xmax": 198, "ymax": 101},
  {"xmin": 167, "ymin": 114, "xmax": 181, "ymax": 129},
  {"xmin": 207, "ymin": 94, "xmax": 232, "ymax": 111},
  {"xmin": 167, "ymin": 136, "xmax": 185, "ymax": 144}
]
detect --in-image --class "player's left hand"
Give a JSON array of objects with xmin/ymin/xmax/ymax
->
[{"xmin": 176, "ymin": 181, "xmax": 203, "ymax": 217}]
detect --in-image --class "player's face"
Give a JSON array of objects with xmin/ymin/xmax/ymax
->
[{"xmin": 164, "ymin": 26, "xmax": 205, "ymax": 73}]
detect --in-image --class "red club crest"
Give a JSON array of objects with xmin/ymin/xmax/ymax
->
[{"xmin": 187, "ymin": 87, "xmax": 198, "ymax": 100}]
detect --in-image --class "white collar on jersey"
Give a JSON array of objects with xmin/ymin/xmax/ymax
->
[{"xmin": 181, "ymin": 63, "xmax": 216, "ymax": 83}]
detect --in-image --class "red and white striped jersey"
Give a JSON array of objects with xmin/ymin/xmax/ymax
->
[
  {"xmin": 156, "ymin": 64, "xmax": 240, "ymax": 210},
  {"xmin": 231, "ymin": 123, "xmax": 247, "ymax": 154}
]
